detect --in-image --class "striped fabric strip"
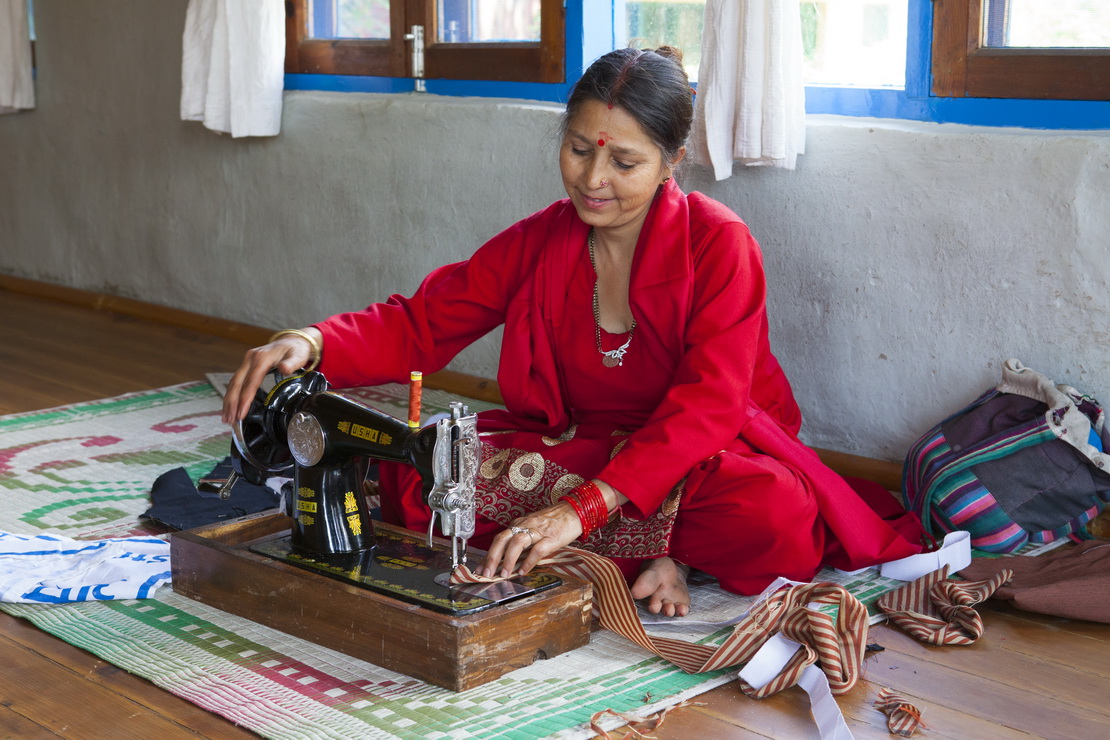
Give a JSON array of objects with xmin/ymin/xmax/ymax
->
[
  {"xmin": 453, "ymin": 546, "xmax": 869, "ymax": 696},
  {"xmin": 876, "ymin": 565, "xmax": 1014, "ymax": 646},
  {"xmin": 588, "ymin": 699, "xmax": 703, "ymax": 740},
  {"xmin": 874, "ymin": 687, "xmax": 926, "ymax": 737}
]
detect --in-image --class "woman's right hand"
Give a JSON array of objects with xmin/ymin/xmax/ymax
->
[{"xmin": 221, "ymin": 328, "xmax": 323, "ymax": 425}]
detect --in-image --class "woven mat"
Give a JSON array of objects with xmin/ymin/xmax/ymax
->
[{"xmin": 0, "ymin": 381, "xmax": 905, "ymax": 739}]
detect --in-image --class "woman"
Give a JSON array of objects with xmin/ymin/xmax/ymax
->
[{"xmin": 224, "ymin": 48, "xmax": 919, "ymax": 617}]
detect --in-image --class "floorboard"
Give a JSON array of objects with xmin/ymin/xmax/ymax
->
[{"xmin": 3, "ymin": 284, "xmax": 1109, "ymax": 740}]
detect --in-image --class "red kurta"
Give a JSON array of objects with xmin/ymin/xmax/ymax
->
[{"xmin": 316, "ymin": 181, "xmax": 920, "ymax": 594}]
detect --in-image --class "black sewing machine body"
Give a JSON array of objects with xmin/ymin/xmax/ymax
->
[{"xmin": 223, "ymin": 371, "xmax": 558, "ymax": 615}]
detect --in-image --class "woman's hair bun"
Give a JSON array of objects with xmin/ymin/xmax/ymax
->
[{"xmin": 651, "ymin": 46, "xmax": 684, "ymax": 67}]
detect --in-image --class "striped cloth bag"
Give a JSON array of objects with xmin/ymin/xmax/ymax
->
[{"xmin": 902, "ymin": 359, "xmax": 1110, "ymax": 553}]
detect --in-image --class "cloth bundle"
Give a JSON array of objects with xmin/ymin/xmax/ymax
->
[
  {"xmin": 959, "ymin": 540, "xmax": 1110, "ymax": 623},
  {"xmin": 903, "ymin": 359, "xmax": 1110, "ymax": 553},
  {"xmin": 0, "ymin": 532, "xmax": 170, "ymax": 603},
  {"xmin": 141, "ymin": 457, "xmax": 281, "ymax": 531}
]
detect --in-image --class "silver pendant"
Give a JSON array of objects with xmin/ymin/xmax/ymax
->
[{"xmin": 602, "ymin": 354, "xmax": 620, "ymax": 368}]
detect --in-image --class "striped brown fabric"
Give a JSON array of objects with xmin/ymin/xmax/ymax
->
[
  {"xmin": 453, "ymin": 546, "xmax": 869, "ymax": 696},
  {"xmin": 874, "ymin": 687, "xmax": 927, "ymax": 737},
  {"xmin": 876, "ymin": 564, "xmax": 1014, "ymax": 645}
]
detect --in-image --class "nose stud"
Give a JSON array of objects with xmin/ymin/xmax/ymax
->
[{"xmin": 599, "ymin": 179, "xmax": 609, "ymax": 188}]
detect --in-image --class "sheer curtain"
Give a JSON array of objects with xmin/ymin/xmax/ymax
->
[
  {"xmin": 180, "ymin": 0, "xmax": 285, "ymax": 137},
  {"xmin": 0, "ymin": 0, "xmax": 34, "ymax": 114},
  {"xmin": 691, "ymin": 0, "xmax": 806, "ymax": 176}
]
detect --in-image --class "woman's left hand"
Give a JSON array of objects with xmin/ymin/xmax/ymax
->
[{"xmin": 479, "ymin": 501, "xmax": 583, "ymax": 578}]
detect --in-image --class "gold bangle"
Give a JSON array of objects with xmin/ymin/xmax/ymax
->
[{"xmin": 268, "ymin": 329, "xmax": 321, "ymax": 373}]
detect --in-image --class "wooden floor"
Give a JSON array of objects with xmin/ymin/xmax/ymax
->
[{"xmin": 2, "ymin": 283, "xmax": 1108, "ymax": 739}]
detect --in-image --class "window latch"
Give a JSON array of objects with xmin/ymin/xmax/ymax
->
[{"xmin": 402, "ymin": 25, "xmax": 426, "ymax": 92}]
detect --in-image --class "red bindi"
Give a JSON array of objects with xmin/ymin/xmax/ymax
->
[
  {"xmin": 598, "ymin": 131, "xmax": 611, "ymax": 148},
  {"xmin": 598, "ymin": 139, "xmax": 605, "ymax": 147}
]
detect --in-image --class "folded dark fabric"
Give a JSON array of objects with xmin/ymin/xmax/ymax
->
[
  {"xmin": 958, "ymin": 540, "xmax": 1110, "ymax": 623},
  {"xmin": 141, "ymin": 458, "xmax": 280, "ymax": 531}
]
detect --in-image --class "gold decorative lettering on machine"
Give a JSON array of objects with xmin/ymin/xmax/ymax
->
[
  {"xmin": 351, "ymin": 422, "xmax": 379, "ymax": 442},
  {"xmin": 336, "ymin": 420, "xmax": 395, "ymax": 446}
]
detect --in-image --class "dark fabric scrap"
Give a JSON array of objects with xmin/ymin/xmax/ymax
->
[
  {"xmin": 958, "ymin": 540, "xmax": 1110, "ymax": 624},
  {"xmin": 142, "ymin": 458, "xmax": 281, "ymax": 531}
]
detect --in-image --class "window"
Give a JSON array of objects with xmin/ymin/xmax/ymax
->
[
  {"xmin": 284, "ymin": 0, "xmax": 1110, "ymax": 129},
  {"xmin": 285, "ymin": 0, "xmax": 565, "ymax": 83},
  {"xmin": 932, "ymin": 0, "xmax": 1110, "ymax": 100},
  {"xmin": 619, "ymin": 1, "xmax": 706, "ymax": 82},
  {"xmin": 801, "ymin": 0, "xmax": 908, "ymax": 89}
]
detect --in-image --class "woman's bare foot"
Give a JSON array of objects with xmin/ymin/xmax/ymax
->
[{"xmin": 630, "ymin": 557, "xmax": 691, "ymax": 617}]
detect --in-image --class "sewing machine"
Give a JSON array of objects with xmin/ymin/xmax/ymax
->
[
  {"xmin": 170, "ymin": 370, "xmax": 592, "ymax": 690},
  {"xmin": 215, "ymin": 370, "xmax": 560, "ymax": 615}
]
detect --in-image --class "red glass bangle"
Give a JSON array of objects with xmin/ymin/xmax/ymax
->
[
  {"xmin": 576, "ymin": 481, "xmax": 609, "ymax": 531},
  {"xmin": 561, "ymin": 480, "xmax": 615, "ymax": 539},
  {"xmin": 559, "ymin": 491, "xmax": 594, "ymax": 537}
]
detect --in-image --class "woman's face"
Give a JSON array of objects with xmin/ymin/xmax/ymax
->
[{"xmin": 559, "ymin": 99, "xmax": 679, "ymax": 242}]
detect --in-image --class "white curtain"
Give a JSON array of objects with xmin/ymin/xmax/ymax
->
[
  {"xmin": 181, "ymin": 0, "xmax": 284, "ymax": 138},
  {"xmin": 691, "ymin": 0, "xmax": 806, "ymax": 176},
  {"xmin": 0, "ymin": 0, "xmax": 34, "ymax": 114}
]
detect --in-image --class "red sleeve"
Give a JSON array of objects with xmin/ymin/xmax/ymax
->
[
  {"xmin": 598, "ymin": 218, "xmax": 774, "ymax": 519},
  {"xmin": 313, "ymin": 213, "xmax": 541, "ymax": 389}
]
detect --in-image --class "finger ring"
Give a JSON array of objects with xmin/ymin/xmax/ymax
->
[{"xmin": 510, "ymin": 526, "xmax": 535, "ymax": 544}]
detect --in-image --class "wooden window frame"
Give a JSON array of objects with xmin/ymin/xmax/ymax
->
[
  {"xmin": 285, "ymin": 0, "xmax": 565, "ymax": 84},
  {"xmin": 932, "ymin": 0, "xmax": 1110, "ymax": 100}
]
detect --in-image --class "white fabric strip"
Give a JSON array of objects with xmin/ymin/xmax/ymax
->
[
  {"xmin": 833, "ymin": 530, "xmax": 972, "ymax": 582},
  {"xmin": 879, "ymin": 530, "xmax": 972, "ymax": 581},
  {"xmin": 797, "ymin": 663, "xmax": 855, "ymax": 740},
  {"xmin": 739, "ymin": 629, "xmax": 855, "ymax": 739}
]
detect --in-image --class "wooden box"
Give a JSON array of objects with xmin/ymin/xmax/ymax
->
[{"xmin": 170, "ymin": 512, "xmax": 593, "ymax": 692}]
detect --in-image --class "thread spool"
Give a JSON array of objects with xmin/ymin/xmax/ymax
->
[{"xmin": 408, "ymin": 371, "xmax": 423, "ymax": 428}]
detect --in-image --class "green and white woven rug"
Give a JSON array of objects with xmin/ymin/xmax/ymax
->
[{"xmin": 0, "ymin": 382, "xmax": 750, "ymax": 740}]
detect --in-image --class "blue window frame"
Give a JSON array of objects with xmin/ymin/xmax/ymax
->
[
  {"xmin": 808, "ymin": 0, "xmax": 1110, "ymax": 130},
  {"xmin": 285, "ymin": 0, "xmax": 1110, "ymax": 130}
]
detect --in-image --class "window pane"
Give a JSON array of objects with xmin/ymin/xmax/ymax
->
[
  {"xmin": 622, "ymin": 1, "xmax": 705, "ymax": 82},
  {"xmin": 802, "ymin": 0, "xmax": 907, "ymax": 88},
  {"xmin": 438, "ymin": 0, "xmax": 541, "ymax": 43},
  {"xmin": 983, "ymin": 0, "xmax": 1110, "ymax": 48},
  {"xmin": 309, "ymin": 0, "xmax": 390, "ymax": 40}
]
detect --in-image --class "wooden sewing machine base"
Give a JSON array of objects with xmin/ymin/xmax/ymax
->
[{"xmin": 170, "ymin": 512, "xmax": 593, "ymax": 691}]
